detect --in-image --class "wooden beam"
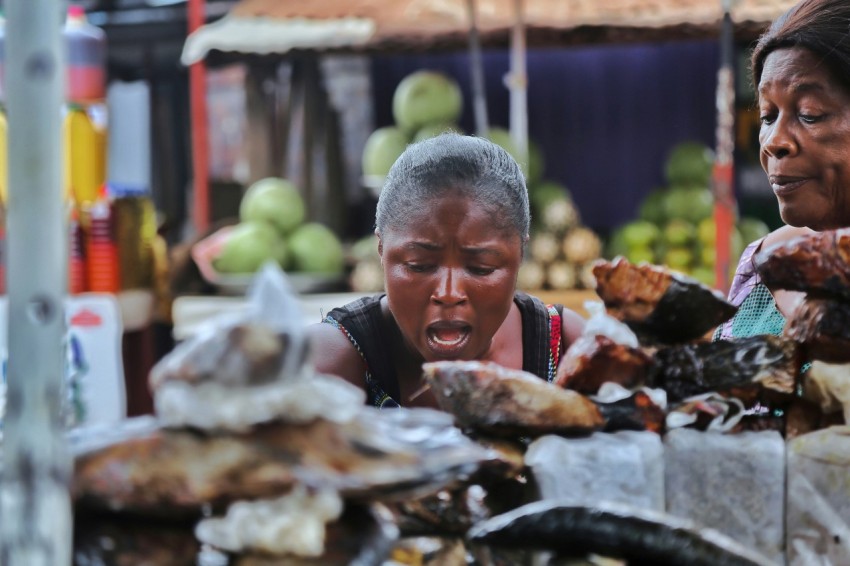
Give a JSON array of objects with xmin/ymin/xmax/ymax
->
[{"xmin": 188, "ymin": 0, "xmax": 209, "ymax": 233}]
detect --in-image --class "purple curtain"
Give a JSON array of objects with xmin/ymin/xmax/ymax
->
[{"xmin": 370, "ymin": 40, "xmax": 721, "ymax": 233}]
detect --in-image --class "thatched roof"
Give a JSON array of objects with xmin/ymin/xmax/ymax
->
[{"xmin": 182, "ymin": 0, "xmax": 798, "ymax": 64}]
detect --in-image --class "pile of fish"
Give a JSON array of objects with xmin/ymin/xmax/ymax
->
[
  {"xmin": 71, "ymin": 268, "xmax": 510, "ymax": 565},
  {"xmin": 757, "ymin": 228, "xmax": 850, "ymax": 364},
  {"xmin": 423, "ymin": 257, "xmax": 800, "ymax": 441}
]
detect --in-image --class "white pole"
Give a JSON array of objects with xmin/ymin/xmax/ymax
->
[
  {"xmin": 466, "ymin": 0, "xmax": 489, "ymax": 137},
  {"xmin": 1, "ymin": 0, "xmax": 72, "ymax": 563},
  {"xmin": 508, "ymin": 0, "xmax": 528, "ymax": 167}
]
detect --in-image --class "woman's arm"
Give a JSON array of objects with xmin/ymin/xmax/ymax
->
[
  {"xmin": 560, "ymin": 307, "xmax": 586, "ymax": 351},
  {"xmin": 306, "ymin": 322, "xmax": 368, "ymax": 391}
]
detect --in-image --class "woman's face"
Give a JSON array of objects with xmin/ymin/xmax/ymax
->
[
  {"xmin": 379, "ymin": 191, "xmax": 523, "ymax": 363},
  {"xmin": 758, "ymin": 47, "xmax": 850, "ymax": 230}
]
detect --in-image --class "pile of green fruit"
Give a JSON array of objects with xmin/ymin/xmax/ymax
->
[
  {"xmin": 361, "ymin": 70, "xmax": 544, "ymax": 187},
  {"xmin": 362, "ymin": 70, "xmax": 465, "ymax": 183},
  {"xmin": 515, "ymin": 146, "xmax": 603, "ymax": 292},
  {"xmin": 212, "ymin": 177, "xmax": 344, "ymax": 276},
  {"xmin": 606, "ymin": 141, "xmax": 770, "ymax": 287}
]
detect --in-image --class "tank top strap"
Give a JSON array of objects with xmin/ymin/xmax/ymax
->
[
  {"xmin": 546, "ymin": 304, "xmax": 563, "ymax": 382},
  {"xmin": 515, "ymin": 291, "xmax": 561, "ymax": 382},
  {"xmin": 322, "ymin": 295, "xmax": 401, "ymax": 409}
]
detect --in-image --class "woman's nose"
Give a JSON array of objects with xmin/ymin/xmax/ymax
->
[
  {"xmin": 432, "ymin": 268, "xmax": 467, "ymax": 305},
  {"xmin": 761, "ymin": 116, "xmax": 798, "ymax": 159}
]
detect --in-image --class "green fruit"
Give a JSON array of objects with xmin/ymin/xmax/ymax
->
[
  {"xmin": 663, "ymin": 187, "xmax": 713, "ymax": 223},
  {"xmin": 665, "ymin": 141, "xmax": 715, "ymax": 187},
  {"xmin": 638, "ymin": 188, "xmax": 668, "ymax": 225},
  {"xmin": 392, "ymin": 71, "xmax": 463, "ymax": 135},
  {"xmin": 529, "ymin": 181, "xmax": 569, "ymax": 215},
  {"xmin": 214, "ymin": 222, "xmax": 282, "ymax": 274},
  {"xmin": 288, "ymin": 222, "xmax": 345, "ymax": 274},
  {"xmin": 621, "ymin": 220, "xmax": 661, "ymax": 249},
  {"xmin": 696, "ymin": 221, "xmax": 745, "ymax": 263},
  {"xmin": 738, "ymin": 217, "xmax": 770, "ymax": 245},
  {"xmin": 487, "ymin": 127, "xmax": 532, "ymax": 178},
  {"xmin": 413, "ymin": 123, "xmax": 462, "ymax": 142},
  {"xmin": 664, "ymin": 247, "xmax": 694, "ymax": 271},
  {"xmin": 362, "ymin": 126, "xmax": 409, "ymax": 178},
  {"xmin": 663, "ymin": 219, "xmax": 696, "ymax": 247},
  {"xmin": 350, "ymin": 234, "xmax": 380, "ymax": 263},
  {"xmin": 691, "ymin": 266, "xmax": 716, "ymax": 287},
  {"xmin": 700, "ymin": 245, "xmax": 716, "ymax": 267},
  {"xmin": 627, "ymin": 246, "xmax": 656, "ymax": 264},
  {"xmin": 239, "ymin": 177, "xmax": 305, "ymax": 236},
  {"xmin": 605, "ymin": 228, "xmax": 629, "ymax": 259},
  {"xmin": 697, "ymin": 217, "xmax": 716, "ymax": 246},
  {"xmin": 527, "ymin": 140, "xmax": 545, "ymax": 185}
]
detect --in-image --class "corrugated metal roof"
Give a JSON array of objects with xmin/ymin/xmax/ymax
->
[{"xmin": 182, "ymin": 0, "xmax": 798, "ymax": 64}]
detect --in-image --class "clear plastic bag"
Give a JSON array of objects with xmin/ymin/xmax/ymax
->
[{"xmin": 149, "ymin": 263, "xmax": 364, "ymax": 431}]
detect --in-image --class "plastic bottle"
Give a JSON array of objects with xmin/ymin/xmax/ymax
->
[
  {"xmin": 110, "ymin": 184, "xmax": 156, "ymax": 290},
  {"xmin": 63, "ymin": 5, "xmax": 106, "ymax": 104},
  {"xmin": 83, "ymin": 194, "xmax": 120, "ymax": 293},
  {"xmin": 65, "ymin": 102, "xmax": 107, "ymax": 206},
  {"xmin": 68, "ymin": 206, "xmax": 86, "ymax": 294}
]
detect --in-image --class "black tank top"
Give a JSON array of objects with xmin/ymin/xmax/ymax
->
[{"xmin": 322, "ymin": 292, "xmax": 562, "ymax": 408}]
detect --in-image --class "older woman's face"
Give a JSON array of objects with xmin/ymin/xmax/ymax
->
[
  {"xmin": 758, "ymin": 47, "xmax": 850, "ymax": 230},
  {"xmin": 379, "ymin": 191, "xmax": 522, "ymax": 363}
]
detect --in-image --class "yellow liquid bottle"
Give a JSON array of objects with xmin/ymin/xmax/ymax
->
[{"xmin": 65, "ymin": 102, "xmax": 106, "ymax": 206}]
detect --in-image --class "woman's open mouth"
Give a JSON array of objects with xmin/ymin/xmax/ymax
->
[{"xmin": 426, "ymin": 322, "xmax": 472, "ymax": 357}]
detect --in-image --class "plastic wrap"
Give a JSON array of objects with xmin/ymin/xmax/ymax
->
[{"xmin": 149, "ymin": 263, "xmax": 365, "ymax": 431}]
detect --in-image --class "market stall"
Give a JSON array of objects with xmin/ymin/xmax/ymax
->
[{"xmin": 11, "ymin": 0, "xmax": 850, "ymax": 563}]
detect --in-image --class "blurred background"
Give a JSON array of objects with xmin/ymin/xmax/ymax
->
[{"xmin": 0, "ymin": 0, "xmax": 793, "ymax": 415}]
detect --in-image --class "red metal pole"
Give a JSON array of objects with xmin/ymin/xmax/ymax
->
[
  {"xmin": 188, "ymin": 0, "xmax": 209, "ymax": 233},
  {"xmin": 713, "ymin": 6, "xmax": 736, "ymax": 293}
]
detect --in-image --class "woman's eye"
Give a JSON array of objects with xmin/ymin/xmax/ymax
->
[
  {"xmin": 799, "ymin": 113, "xmax": 823, "ymax": 124},
  {"xmin": 468, "ymin": 266, "xmax": 496, "ymax": 276},
  {"xmin": 759, "ymin": 113, "xmax": 775, "ymax": 125},
  {"xmin": 405, "ymin": 263, "xmax": 434, "ymax": 273}
]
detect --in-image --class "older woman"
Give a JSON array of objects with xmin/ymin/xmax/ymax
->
[
  {"xmin": 309, "ymin": 133, "xmax": 585, "ymax": 408},
  {"xmin": 716, "ymin": 0, "xmax": 850, "ymax": 340}
]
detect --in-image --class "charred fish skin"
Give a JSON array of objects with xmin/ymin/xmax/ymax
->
[
  {"xmin": 786, "ymin": 298, "xmax": 850, "ymax": 363},
  {"xmin": 756, "ymin": 229, "xmax": 850, "ymax": 301},
  {"xmin": 555, "ymin": 335, "xmax": 652, "ymax": 394},
  {"xmin": 466, "ymin": 500, "xmax": 776, "ymax": 566},
  {"xmin": 422, "ymin": 361, "xmax": 605, "ymax": 438},
  {"xmin": 647, "ymin": 335, "xmax": 798, "ymax": 402},
  {"xmin": 635, "ymin": 276, "xmax": 738, "ymax": 344},
  {"xmin": 595, "ymin": 391, "xmax": 666, "ymax": 434},
  {"xmin": 593, "ymin": 257, "xmax": 737, "ymax": 344}
]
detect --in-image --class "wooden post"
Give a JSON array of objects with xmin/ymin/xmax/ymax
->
[
  {"xmin": 0, "ymin": 0, "xmax": 72, "ymax": 563},
  {"xmin": 465, "ymin": 0, "xmax": 489, "ymax": 137},
  {"xmin": 188, "ymin": 0, "xmax": 209, "ymax": 234},
  {"xmin": 508, "ymin": 0, "xmax": 528, "ymax": 166}
]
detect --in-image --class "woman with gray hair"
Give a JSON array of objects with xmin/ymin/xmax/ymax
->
[{"xmin": 309, "ymin": 133, "xmax": 584, "ymax": 409}]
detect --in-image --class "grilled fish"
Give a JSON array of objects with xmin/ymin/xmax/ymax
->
[
  {"xmin": 649, "ymin": 335, "xmax": 799, "ymax": 402},
  {"xmin": 555, "ymin": 335, "xmax": 652, "ymax": 394},
  {"xmin": 593, "ymin": 257, "xmax": 737, "ymax": 344},
  {"xmin": 785, "ymin": 298, "xmax": 850, "ymax": 363},
  {"xmin": 422, "ymin": 361, "xmax": 664, "ymax": 437},
  {"xmin": 466, "ymin": 500, "xmax": 776, "ymax": 566},
  {"xmin": 756, "ymin": 228, "xmax": 850, "ymax": 300},
  {"xmin": 73, "ymin": 408, "xmax": 495, "ymax": 515}
]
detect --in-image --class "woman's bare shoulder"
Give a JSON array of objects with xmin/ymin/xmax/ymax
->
[{"xmin": 306, "ymin": 322, "xmax": 367, "ymax": 389}]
